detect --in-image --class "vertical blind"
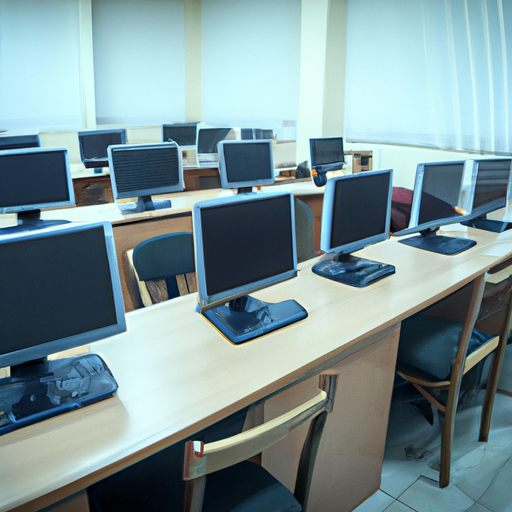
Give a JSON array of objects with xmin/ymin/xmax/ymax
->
[
  {"xmin": 0, "ymin": 0, "xmax": 83, "ymax": 131},
  {"xmin": 201, "ymin": 0, "xmax": 301, "ymax": 138},
  {"xmin": 344, "ymin": 0, "xmax": 512, "ymax": 154},
  {"xmin": 92, "ymin": 0, "xmax": 186, "ymax": 126}
]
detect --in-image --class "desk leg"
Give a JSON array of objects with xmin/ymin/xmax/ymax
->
[{"xmin": 262, "ymin": 324, "xmax": 400, "ymax": 512}]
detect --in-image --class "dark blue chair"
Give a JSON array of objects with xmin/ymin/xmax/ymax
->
[
  {"xmin": 395, "ymin": 273, "xmax": 506, "ymax": 488},
  {"xmin": 127, "ymin": 232, "xmax": 195, "ymax": 307}
]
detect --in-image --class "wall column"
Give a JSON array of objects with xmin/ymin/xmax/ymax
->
[{"xmin": 184, "ymin": 0, "xmax": 203, "ymax": 123}]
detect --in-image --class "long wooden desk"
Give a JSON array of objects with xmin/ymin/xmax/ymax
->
[
  {"xmin": 21, "ymin": 182, "xmax": 323, "ymax": 312},
  {"xmin": 1, "ymin": 223, "xmax": 512, "ymax": 512}
]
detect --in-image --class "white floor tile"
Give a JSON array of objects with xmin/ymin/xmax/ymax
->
[
  {"xmin": 384, "ymin": 501, "xmax": 419, "ymax": 512},
  {"xmin": 352, "ymin": 490, "xmax": 394, "ymax": 512},
  {"xmin": 398, "ymin": 476, "xmax": 475, "ymax": 512},
  {"xmin": 466, "ymin": 504, "xmax": 493, "ymax": 512},
  {"xmin": 479, "ymin": 455, "xmax": 512, "ymax": 512}
]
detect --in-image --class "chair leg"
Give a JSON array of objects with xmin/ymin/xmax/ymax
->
[
  {"xmin": 184, "ymin": 476, "xmax": 206, "ymax": 512},
  {"xmin": 479, "ymin": 339, "xmax": 508, "ymax": 442},
  {"xmin": 439, "ymin": 383, "xmax": 461, "ymax": 488}
]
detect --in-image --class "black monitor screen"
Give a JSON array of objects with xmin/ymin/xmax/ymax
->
[
  {"xmin": 416, "ymin": 162, "xmax": 465, "ymax": 226},
  {"xmin": 0, "ymin": 134, "xmax": 40, "ymax": 150},
  {"xmin": 471, "ymin": 159, "xmax": 512, "ymax": 212},
  {"xmin": 328, "ymin": 170, "xmax": 391, "ymax": 251},
  {"xmin": 108, "ymin": 143, "xmax": 183, "ymax": 199},
  {"xmin": 197, "ymin": 194, "xmax": 295, "ymax": 300},
  {"xmin": 162, "ymin": 123, "xmax": 198, "ymax": 146},
  {"xmin": 197, "ymin": 128, "xmax": 232, "ymax": 154},
  {"xmin": 0, "ymin": 148, "xmax": 73, "ymax": 212},
  {"xmin": 78, "ymin": 129, "xmax": 126, "ymax": 168},
  {"xmin": 219, "ymin": 140, "xmax": 274, "ymax": 189},
  {"xmin": 310, "ymin": 137, "xmax": 345, "ymax": 167},
  {"xmin": 0, "ymin": 222, "xmax": 126, "ymax": 368}
]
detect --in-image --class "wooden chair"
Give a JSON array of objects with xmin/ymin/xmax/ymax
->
[
  {"xmin": 474, "ymin": 262, "xmax": 512, "ymax": 441},
  {"xmin": 126, "ymin": 232, "xmax": 196, "ymax": 307},
  {"xmin": 183, "ymin": 373, "xmax": 338, "ymax": 512},
  {"xmin": 395, "ymin": 273, "xmax": 506, "ymax": 487}
]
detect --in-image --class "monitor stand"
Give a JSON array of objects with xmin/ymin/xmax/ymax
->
[
  {"xmin": 398, "ymin": 227, "xmax": 476, "ymax": 255},
  {"xmin": 202, "ymin": 295, "xmax": 307, "ymax": 344},
  {"xmin": 312, "ymin": 253, "xmax": 395, "ymax": 287},
  {"xmin": 118, "ymin": 195, "xmax": 172, "ymax": 214},
  {"xmin": 0, "ymin": 210, "xmax": 70, "ymax": 235},
  {"xmin": 461, "ymin": 216, "xmax": 512, "ymax": 233},
  {"xmin": 0, "ymin": 354, "xmax": 117, "ymax": 435}
]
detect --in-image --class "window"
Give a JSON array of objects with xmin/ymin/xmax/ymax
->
[
  {"xmin": 344, "ymin": 0, "xmax": 512, "ymax": 154},
  {"xmin": 0, "ymin": 0, "xmax": 83, "ymax": 131},
  {"xmin": 92, "ymin": 0, "xmax": 186, "ymax": 126},
  {"xmin": 201, "ymin": 0, "xmax": 301, "ymax": 139}
]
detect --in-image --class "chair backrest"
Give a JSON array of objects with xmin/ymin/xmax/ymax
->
[
  {"xmin": 183, "ymin": 373, "xmax": 338, "ymax": 512},
  {"xmin": 128, "ymin": 232, "xmax": 195, "ymax": 307},
  {"xmin": 390, "ymin": 186, "xmax": 413, "ymax": 233},
  {"xmin": 294, "ymin": 198, "xmax": 316, "ymax": 263}
]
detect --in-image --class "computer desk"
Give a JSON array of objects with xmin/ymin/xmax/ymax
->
[
  {"xmin": 31, "ymin": 182, "xmax": 323, "ymax": 312},
  {"xmin": 1, "ymin": 223, "xmax": 512, "ymax": 512}
]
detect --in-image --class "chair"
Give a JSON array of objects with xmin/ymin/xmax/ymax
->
[
  {"xmin": 294, "ymin": 198, "xmax": 317, "ymax": 263},
  {"xmin": 183, "ymin": 373, "xmax": 338, "ymax": 512},
  {"xmin": 390, "ymin": 186, "xmax": 413, "ymax": 233},
  {"xmin": 395, "ymin": 273, "xmax": 507, "ymax": 487},
  {"xmin": 126, "ymin": 232, "xmax": 196, "ymax": 307}
]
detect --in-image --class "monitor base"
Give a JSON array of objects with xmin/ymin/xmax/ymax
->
[
  {"xmin": 312, "ymin": 254, "xmax": 395, "ymax": 287},
  {"xmin": 0, "ymin": 354, "xmax": 118, "ymax": 436},
  {"xmin": 0, "ymin": 210, "xmax": 70, "ymax": 235},
  {"xmin": 461, "ymin": 217, "xmax": 512, "ymax": 233},
  {"xmin": 202, "ymin": 295, "xmax": 307, "ymax": 344},
  {"xmin": 118, "ymin": 195, "xmax": 172, "ymax": 214},
  {"xmin": 399, "ymin": 230, "xmax": 476, "ymax": 255}
]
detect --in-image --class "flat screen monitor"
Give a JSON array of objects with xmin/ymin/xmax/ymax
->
[
  {"xmin": 78, "ymin": 129, "xmax": 126, "ymax": 171},
  {"xmin": 193, "ymin": 192, "xmax": 307, "ymax": 344},
  {"xmin": 395, "ymin": 161, "xmax": 476, "ymax": 255},
  {"xmin": 108, "ymin": 142, "xmax": 184, "ymax": 214},
  {"xmin": 197, "ymin": 127, "xmax": 232, "ymax": 162},
  {"xmin": 309, "ymin": 137, "xmax": 345, "ymax": 187},
  {"xmin": 218, "ymin": 140, "xmax": 274, "ymax": 192},
  {"xmin": 0, "ymin": 221, "xmax": 126, "ymax": 434},
  {"xmin": 241, "ymin": 129, "xmax": 274, "ymax": 140},
  {"xmin": 162, "ymin": 122, "xmax": 198, "ymax": 147},
  {"xmin": 462, "ymin": 158, "xmax": 512, "ymax": 233},
  {"xmin": 0, "ymin": 147, "xmax": 75, "ymax": 232},
  {"xmin": 312, "ymin": 169, "xmax": 395, "ymax": 287},
  {"xmin": 0, "ymin": 134, "xmax": 40, "ymax": 150}
]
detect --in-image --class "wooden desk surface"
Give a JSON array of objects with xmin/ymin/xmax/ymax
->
[
  {"xmin": 1, "ymin": 225, "xmax": 512, "ymax": 512},
  {"xmin": 0, "ymin": 183, "xmax": 324, "ymax": 312}
]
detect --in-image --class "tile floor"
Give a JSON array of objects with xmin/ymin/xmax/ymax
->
[{"xmin": 353, "ymin": 347, "xmax": 512, "ymax": 512}]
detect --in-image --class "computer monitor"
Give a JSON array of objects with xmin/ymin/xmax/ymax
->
[
  {"xmin": 461, "ymin": 158, "xmax": 512, "ymax": 233},
  {"xmin": 196, "ymin": 127, "xmax": 232, "ymax": 163},
  {"xmin": 312, "ymin": 169, "xmax": 395, "ymax": 287},
  {"xmin": 77, "ymin": 129, "xmax": 126, "ymax": 172},
  {"xmin": 241, "ymin": 129, "xmax": 274, "ymax": 140},
  {"xmin": 108, "ymin": 142, "xmax": 184, "ymax": 214},
  {"xmin": 0, "ymin": 221, "xmax": 126, "ymax": 434},
  {"xmin": 193, "ymin": 191, "xmax": 307, "ymax": 344},
  {"xmin": 0, "ymin": 134, "xmax": 41, "ymax": 150},
  {"xmin": 309, "ymin": 137, "xmax": 345, "ymax": 187},
  {"xmin": 395, "ymin": 161, "xmax": 475, "ymax": 255},
  {"xmin": 0, "ymin": 147, "xmax": 75, "ymax": 233},
  {"xmin": 218, "ymin": 140, "xmax": 274, "ymax": 192},
  {"xmin": 162, "ymin": 122, "xmax": 198, "ymax": 147}
]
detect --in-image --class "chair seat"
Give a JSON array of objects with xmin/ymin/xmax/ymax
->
[
  {"xmin": 397, "ymin": 314, "xmax": 494, "ymax": 381},
  {"xmin": 201, "ymin": 461, "xmax": 301, "ymax": 512}
]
